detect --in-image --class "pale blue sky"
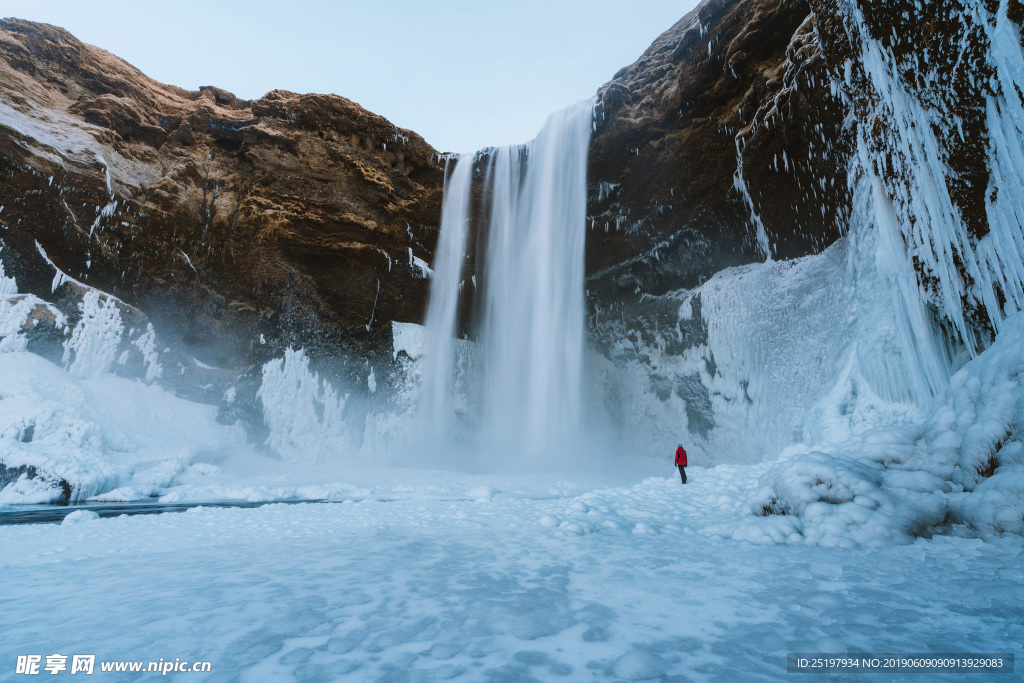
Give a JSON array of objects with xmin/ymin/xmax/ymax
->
[{"xmin": 5, "ymin": 0, "xmax": 700, "ymax": 152}]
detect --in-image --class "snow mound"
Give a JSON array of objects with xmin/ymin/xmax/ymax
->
[
  {"xmin": 0, "ymin": 352, "xmax": 248, "ymax": 502},
  {"xmin": 736, "ymin": 313, "xmax": 1024, "ymax": 547},
  {"xmin": 467, "ymin": 485, "xmax": 494, "ymax": 502},
  {"xmin": 87, "ymin": 486, "xmax": 156, "ymax": 503},
  {"xmin": 613, "ymin": 650, "xmax": 669, "ymax": 680},
  {"xmin": 61, "ymin": 510, "xmax": 99, "ymax": 525}
]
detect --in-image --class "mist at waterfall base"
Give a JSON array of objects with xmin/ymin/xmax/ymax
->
[{"xmin": 411, "ymin": 99, "xmax": 624, "ymax": 474}]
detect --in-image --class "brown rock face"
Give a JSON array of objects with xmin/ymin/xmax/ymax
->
[
  {"xmin": 587, "ymin": 0, "xmax": 853, "ymax": 308},
  {"xmin": 585, "ymin": 0, "xmax": 1024, "ymax": 458},
  {"xmin": 587, "ymin": 0, "xmax": 1023, "ymax": 354},
  {"xmin": 0, "ymin": 18, "xmax": 444, "ymax": 380}
]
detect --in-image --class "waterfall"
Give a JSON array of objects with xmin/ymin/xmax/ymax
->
[
  {"xmin": 419, "ymin": 99, "xmax": 593, "ymax": 457},
  {"xmin": 419, "ymin": 155, "xmax": 474, "ymax": 438}
]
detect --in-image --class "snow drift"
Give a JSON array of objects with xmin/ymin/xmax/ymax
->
[{"xmin": 740, "ymin": 310, "xmax": 1024, "ymax": 547}]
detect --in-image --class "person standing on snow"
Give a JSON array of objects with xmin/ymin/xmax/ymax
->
[{"xmin": 674, "ymin": 444, "xmax": 687, "ymax": 484}]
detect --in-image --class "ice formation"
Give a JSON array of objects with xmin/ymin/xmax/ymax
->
[
  {"xmin": 0, "ymin": 351, "xmax": 246, "ymax": 504},
  {"xmin": 258, "ymin": 348, "xmax": 354, "ymax": 465},
  {"xmin": 0, "ymin": 258, "xmax": 65, "ymax": 354},
  {"xmin": 845, "ymin": 1, "xmax": 1024, "ymax": 352},
  {"xmin": 725, "ymin": 0, "xmax": 1024, "ymax": 545},
  {"xmin": 62, "ymin": 290, "xmax": 124, "ymax": 379},
  {"xmin": 739, "ymin": 311, "xmax": 1024, "ymax": 547},
  {"xmin": 0, "ymin": 262, "xmax": 248, "ymax": 503},
  {"xmin": 586, "ymin": 1, "xmax": 1024, "ymax": 546}
]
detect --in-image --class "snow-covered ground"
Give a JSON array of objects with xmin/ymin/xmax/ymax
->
[
  {"xmin": 6, "ymin": 313, "xmax": 1022, "ymax": 681},
  {"xmin": 2, "ymin": 467, "xmax": 1021, "ymax": 682},
  {"xmin": 3, "ymin": 250, "xmax": 1024, "ymax": 681}
]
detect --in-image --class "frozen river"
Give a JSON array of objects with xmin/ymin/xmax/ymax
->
[{"xmin": 2, "ymin": 466, "xmax": 1020, "ymax": 682}]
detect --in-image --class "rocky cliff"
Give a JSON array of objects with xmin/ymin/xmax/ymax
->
[
  {"xmin": 0, "ymin": 18, "xmax": 444, "ymax": 419},
  {"xmin": 588, "ymin": 0, "xmax": 852, "ymax": 306},
  {"xmin": 587, "ymin": 0, "xmax": 1024, "ymax": 462},
  {"xmin": 587, "ymin": 0, "xmax": 1023, "ymax": 348}
]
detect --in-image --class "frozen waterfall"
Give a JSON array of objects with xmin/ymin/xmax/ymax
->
[{"xmin": 419, "ymin": 100, "xmax": 593, "ymax": 457}]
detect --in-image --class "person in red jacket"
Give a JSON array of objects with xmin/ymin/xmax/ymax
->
[{"xmin": 674, "ymin": 444, "xmax": 687, "ymax": 484}]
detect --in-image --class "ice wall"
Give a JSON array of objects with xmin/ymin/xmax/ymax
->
[
  {"xmin": 840, "ymin": 0, "xmax": 1024, "ymax": 352},
  {"xmin": 591, "ymin": 222, "xmax": 939, "ymax": 466},
  {"xmin": 0, "ymin": 263, "xmax": 246, "ymax": 503},
  {"xmin": 735, "ymin": 310, "xmax": 1024, "ymax": 547},
  {"xmin": 257, "ymin": 348, "xmax": 355, "ymax": 464}
]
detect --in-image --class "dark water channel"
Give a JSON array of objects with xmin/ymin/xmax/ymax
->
[{"xmin": 0, "ymin": 499, "xmax": 334, "ymax": 525}]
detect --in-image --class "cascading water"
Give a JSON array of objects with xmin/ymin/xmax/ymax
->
[
  {"xmin": 419, "ymin": 99, "xmax": 593, "ymax": 458},
  {"xmin": 419, "ymin": 155, "xmax": 473, "ymax": 439}
]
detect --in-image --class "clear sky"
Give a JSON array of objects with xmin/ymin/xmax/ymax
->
[{"xmin": 4, "ymin": 0, "xmax": 701, "ymax": 153}]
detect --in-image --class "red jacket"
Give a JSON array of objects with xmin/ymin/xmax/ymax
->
[{"xmin": 675, "ymin": 447, "xmax": 687, "ymax": 466}]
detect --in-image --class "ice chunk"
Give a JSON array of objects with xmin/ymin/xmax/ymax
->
[{"xmin": 61, "ymin": 510, "xmax": 99, "ymax": 525}]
